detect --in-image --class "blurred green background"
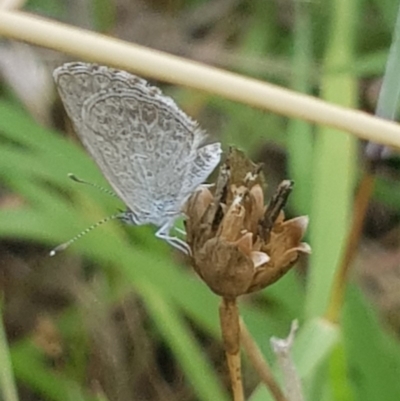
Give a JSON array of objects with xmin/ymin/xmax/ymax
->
[{"xmin": 1, "ymin": 0, "xmax": 400, "ymax": 400}]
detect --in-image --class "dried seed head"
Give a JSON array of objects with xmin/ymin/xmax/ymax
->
[{"xmin": 185, "ymin": 148, "xmax": 310, "ymax": 297}]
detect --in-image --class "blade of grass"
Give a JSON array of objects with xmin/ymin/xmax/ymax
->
[
  {"xmin": 305, "ymin": 0, "xmax": 358, "ymax": 318},
  {"xmin": 287, "ymin": 0, "xmax": 314, "ymax": 215},
  {"xmin": 138, "ymin": 281, "xmax": 230, "ymax": 401},
  {"xmin": 327, "ymin": 1, "xmax": 400, "ymax": 323},
  {"xmin": 11, "ymin": 341, "xmax": 95, "ymax": 401},
  {"xmin": 0, "ymin": 304, "xmax": 19, "ymax": 401},
  {"xmin": 366, "ymin": 1, "xmax": 400, "ymax": 158},
  {"xmin": 342, "ymin": 285, "xmax": 400, "ymax": 401}
]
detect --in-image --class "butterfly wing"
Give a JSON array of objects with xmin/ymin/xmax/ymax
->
[{"xmin": 53, "ymin": 62, "xmax": 221, "ymax": 227}]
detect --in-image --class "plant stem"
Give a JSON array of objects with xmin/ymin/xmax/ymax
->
[
  {"xmin": 0, "ymin": 11, "xmax": 400, "ymax": 146},
  {"xmin": 325, "ymin": 170, "xmax": 375, "ymax": 323},
  {"xmin": 240, "ymin": 319, "xmax": 286, "ymax": 401},
  {"xmin": 219, "ymin": 298, "xmax": 244, "ymax": 401}
]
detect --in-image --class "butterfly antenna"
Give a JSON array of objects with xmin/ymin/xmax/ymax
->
[
  {"xmin": 49, "ymin": 212, "xmax": 122, "ymax": 256},
  {"xmin": 68, "ymin": 173, "xmax": 117, "ymax": 198}
]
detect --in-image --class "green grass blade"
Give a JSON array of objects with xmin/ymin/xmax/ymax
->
[
  {"xmin": 0, "ymin": 305, "xmax": 19, "ymax": 401},
  {"xmin": 138, "ymin": 281, "xmax": 229, "ymax": 401},
  {"xmin": 305, "ymin": 0, "xmax": 358, "ymax": 318}
]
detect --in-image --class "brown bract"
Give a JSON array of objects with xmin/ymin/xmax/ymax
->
[{"xmin": 185, "ymin": 148, "xmax": 310, "ymax": 298}]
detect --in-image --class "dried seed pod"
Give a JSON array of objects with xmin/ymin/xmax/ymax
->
[{"xmin": 185, "ymin": 148, "xmax": 310, "ymax": 297}]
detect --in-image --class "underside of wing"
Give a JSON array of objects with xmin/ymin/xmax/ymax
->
[{"xmin": 53, "ymin": 62, "xmax": 218, "ymax": 225}]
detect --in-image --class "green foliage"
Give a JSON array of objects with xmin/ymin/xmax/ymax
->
[
  {"xmin": 0, "ymin": 98, "xmax": 297, "ymax": 400},
  {"xmin": 343, "ymin": 285, "xmax": 400, "ymax": 401},
  {"xmin": 2, "ymin": 0, "xmax": 400, "ymax": 401}
]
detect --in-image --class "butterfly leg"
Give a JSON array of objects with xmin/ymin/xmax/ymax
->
[
  {"xmin": 155, "ymin": 225, "xmax": 191, "ymax": 255},
  {"xmin": 174, "ymin": 227, "xmax": 187, "ymax": 236}
]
